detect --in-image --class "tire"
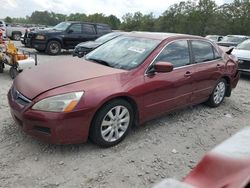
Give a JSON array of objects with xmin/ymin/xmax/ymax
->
[
  {"xmin": 206, "ymin": 78, "xmax": 227, "ymax": 107},
  {"xmin": 0, "ymin": 60, "xmax": 4, "ymax": 73},
  {"xmin": 90, "ymin": 99, "xmax": 134, "ymax": 147},
  {"xmin": 12, "ymin": 33, "xmax": 21, "ymax": 41},
  {"xmin": 46, "ymin": 40, "xmax": 61, "ymax": 55},
  {"xmin": 9, "ymin": 67, "xmax": 19, "ymax": 79}
]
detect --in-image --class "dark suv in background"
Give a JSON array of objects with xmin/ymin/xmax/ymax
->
[{"xmin": 26, "ymin": 21, "xmax": 111, "ymax": 55}]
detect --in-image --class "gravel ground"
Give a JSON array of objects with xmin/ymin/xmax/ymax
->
[{"xmin": 0, "ymin": 42, "xmax": 250, "ymax": 188}]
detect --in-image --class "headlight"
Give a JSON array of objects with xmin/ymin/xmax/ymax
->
[
  {"xmin": 35, "ymin": 35, "xmax": 46, "ymax": 40},
  {"xmin": 32, "ymin": 92, "xmax": 84, "ymax": 112}
]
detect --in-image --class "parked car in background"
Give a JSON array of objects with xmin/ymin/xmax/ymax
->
[
  {"xmin": 0, "ymin": 20, "xmax": 7, "ymax": 40},
  {"xmin": 8, "ymin": 32, "xmax": 239, "ymax": 147},
  {"xmin": 73, "ymin": 31, "xmax": 125, "ymax": 57},
  {"xmin": 205, "ymin": 35, "xmax": 224, "ymax": 42},
  {"xmin": 217, "ymin": 35, "xmax": 249, "ymax": 47},
  {"xmin": 26, "ymin": 21, "xmax": 112, "ymax": 55},
  {"xmin": 232, "ymin": 39, "xmax": 250, "ymax": 76},
  {"xmin": 5, "ymin": 23, "xmax": 27, "ymax": 40}
]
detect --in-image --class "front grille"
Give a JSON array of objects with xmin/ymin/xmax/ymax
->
[
  {"xmin": 11, "ymin": 87, "xmax": 31, "ymax": 106},
  {"xmin": 33, "ymin": 126, "xmax": 51, "ymax": 134},
  {"xmin": 27, "ymin": 32, "xmax": 35, "ymax": 38},
  {"xmin": 238, "ymin": 59, "xmax": 250, "ymax": 70}
]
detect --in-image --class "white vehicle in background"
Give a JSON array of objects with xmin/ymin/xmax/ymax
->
[
  {"xmin": 205, "ymin": 35, "xmax": 224, "ymax": 42},
  {"xmin": 5, "ymin": 23, "xmax": 27, "ymax": 41},
  {"xmin": 0, "ymin": 20, "xmax": 7, "ymax": 40},
  {"xmin": 232, "ymin": 39, "xmax": 250, "ymax": 76}
]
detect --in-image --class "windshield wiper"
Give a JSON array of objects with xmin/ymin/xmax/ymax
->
[{"xmin": 87, "ymin": 58, "xmax": 112, "ymax": 67}]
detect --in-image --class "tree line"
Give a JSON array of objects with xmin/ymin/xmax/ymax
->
[{"xmin": 4, "ymin": 0, "xmax": 250, "ymax": 36}]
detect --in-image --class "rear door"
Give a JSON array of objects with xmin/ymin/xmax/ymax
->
[
  {"xmin": 143, "ymin": 40, "xmax": 195, "ymax": 120},
  {"xmin": 96, "ymin": 25, "xmax": 112, "ymax": 37},
  {"xmin": 81, "ymin": 24, "xmax": 97, "ymax": 42},
  {"xmin": 190, "ymin": 40, "xmax": 224, "ymax": 103}
]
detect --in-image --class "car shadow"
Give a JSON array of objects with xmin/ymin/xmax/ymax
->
[{"xmin": 240, "ymin": 74, "xmax": 250, "ymax": 81}]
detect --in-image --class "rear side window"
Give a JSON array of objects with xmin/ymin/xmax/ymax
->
[
  {"xmin": 69, "ymin": 24, "xmax": 82, "ymax": 33},
  {"xmin": 96, "ymin": 25, "xmax": 111, "ymax": 35},
  {"xmin": 191, "ymin": 41, "xmax": 219, "ymax": 63},
  {"xmin": 82, "ymin": 24, "xmax": 96, "ymax": 35},
  {"xmin": 154, "ymin": 40, "xmax": 190, "ymax": 68}
]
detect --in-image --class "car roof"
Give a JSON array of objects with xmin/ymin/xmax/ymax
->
[
  {"xmin": 126, "ymin": 31, "xmax": 203, "ymax": 41},
  {"xmin": 65, "ymin": 21, "xmax": 110, "ymax": 26},
  {"xmin": 227, "ymin": 35, "xmax": 249, "ymax": 38}
]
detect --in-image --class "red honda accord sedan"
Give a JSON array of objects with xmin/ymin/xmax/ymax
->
[{"xmin": 8, "ymin": 32, "xmax": 240, "ymax": 147}]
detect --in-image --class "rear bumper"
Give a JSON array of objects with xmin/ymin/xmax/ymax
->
[{"xmin": 8, "ymin": 90, "xmax": 94, "ymax": 144}]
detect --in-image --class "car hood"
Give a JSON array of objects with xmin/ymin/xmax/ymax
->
[
  {"xmin": 76, "ymin": 41, "xmax": 102, "ymax": 49},
  {"xmin": 232, "ymin": 49, "xmax": 250, "ymax": 60},
  {"xmin": 33, "ymin": 29, "xmax": 63, "ymax": 35},
  {"xmin": 14, "ymin": 59, "xmax": 126, "ymax": 99}
]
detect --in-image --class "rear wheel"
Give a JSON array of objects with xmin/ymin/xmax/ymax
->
[
  {"xmin": 90, "ymin": 99, "xmax": 134, "ymax": 147},
  {"xmin": 46, "ymin": 40, "xmax": 61, "ymax": 55},
  {"xmin": 12, "ymin": 33, "xmax": 21, "ymax": 41},
  {"xmin": 206, "ymin": 78, "xmax": 226, "ymax": 107}
]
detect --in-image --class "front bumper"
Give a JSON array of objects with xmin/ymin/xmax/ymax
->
[
  {"xmin": 8, "ymin": 90, "xmax": 93, "ymax": 144},
  {"xmin": 31, "ymin": 40, "xmax": 47, "ymax": 50}
]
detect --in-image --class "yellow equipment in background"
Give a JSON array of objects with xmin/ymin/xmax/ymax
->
[{"xmin": 0, "ymin": 41, "xmax": 37, "ymax": 79}]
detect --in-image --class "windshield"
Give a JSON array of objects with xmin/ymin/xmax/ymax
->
[
  {"xmin": 221, "ymin": 36, "xmax": 246, "ymax": 43},
  {"xmin": 85, "ymin": 36, "xmax": 160, "ymax": 70},
  {"xmin": 236, "ymin": 39, "xmax": 250, "ymax": 50},
  {"xmin": 53, "ymin": 22, "xmax": 71, "ymax": 31},
  {"xmin": 95, "ymin": 32, "xmax": 121, "ymax": 43}
]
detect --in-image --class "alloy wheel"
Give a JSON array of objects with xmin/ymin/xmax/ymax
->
[
  {"xmin": 101, "ymin": 105, "xmax": 130, "ymax": 142},
  {"xmin": 213, "ymin": 81, "xmax": 226, "ymax": 104}
]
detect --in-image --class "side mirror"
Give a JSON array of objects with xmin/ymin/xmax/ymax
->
[
  {"xmin": 148, "ymin": 61, "xmax": 173, "ymax": 74},
  {"xmin": 67, "ymin": 29, "xmax": 74, "ymax": 34}
]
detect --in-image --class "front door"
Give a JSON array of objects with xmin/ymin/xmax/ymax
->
[
  {"xmin": 143, "ymin": 40, "xmax": 195, "ymax": 121},
  {"xmin": 64, "ymin": 23, "xmax": 83, "ymax": 48}
]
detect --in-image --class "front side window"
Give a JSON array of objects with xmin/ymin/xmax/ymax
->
[
  {"xmin": 69, "ymin": 24, "xmax": 82, "ymax": 33},
  {"xmin": 154, "ymin": 40, "xmax": 190, "ymax": 68},
  {"xmin": 192, "ymin": 41, "xmax": 215, "ymax": 63}
]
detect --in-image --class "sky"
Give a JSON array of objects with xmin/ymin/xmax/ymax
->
[{"xmin": 1, "ymin": 0, "xmax": 233, "ymax": 19}]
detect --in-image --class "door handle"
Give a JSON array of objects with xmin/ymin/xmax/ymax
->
[
  {"xmin": 216, "ymin": 64, "xmax": 222, "ymax": 68},
  {"xmin": 184, "ymin": 71, "xmax": 192, "ymax": 77}
]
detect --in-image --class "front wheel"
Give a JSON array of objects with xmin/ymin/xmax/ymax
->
[
  {"xmin": 90, "ymin": 99, "xmax": 134, "ymax": 147},
  {"xmin": 46, "ymin": 41, "xmax": 61, "ymax": 55},
  {"xmin": 206, "ymin": 79, "xmax": 227, "ymax": 107}
]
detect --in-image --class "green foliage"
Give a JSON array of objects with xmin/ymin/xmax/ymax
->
[
  {"xmin": 4, "ymin": 16, "xmax": 13, "ymax": 23},
  {"xmin": 5, "ymin": 0, "xmax": 250, "ymax": 35}
]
